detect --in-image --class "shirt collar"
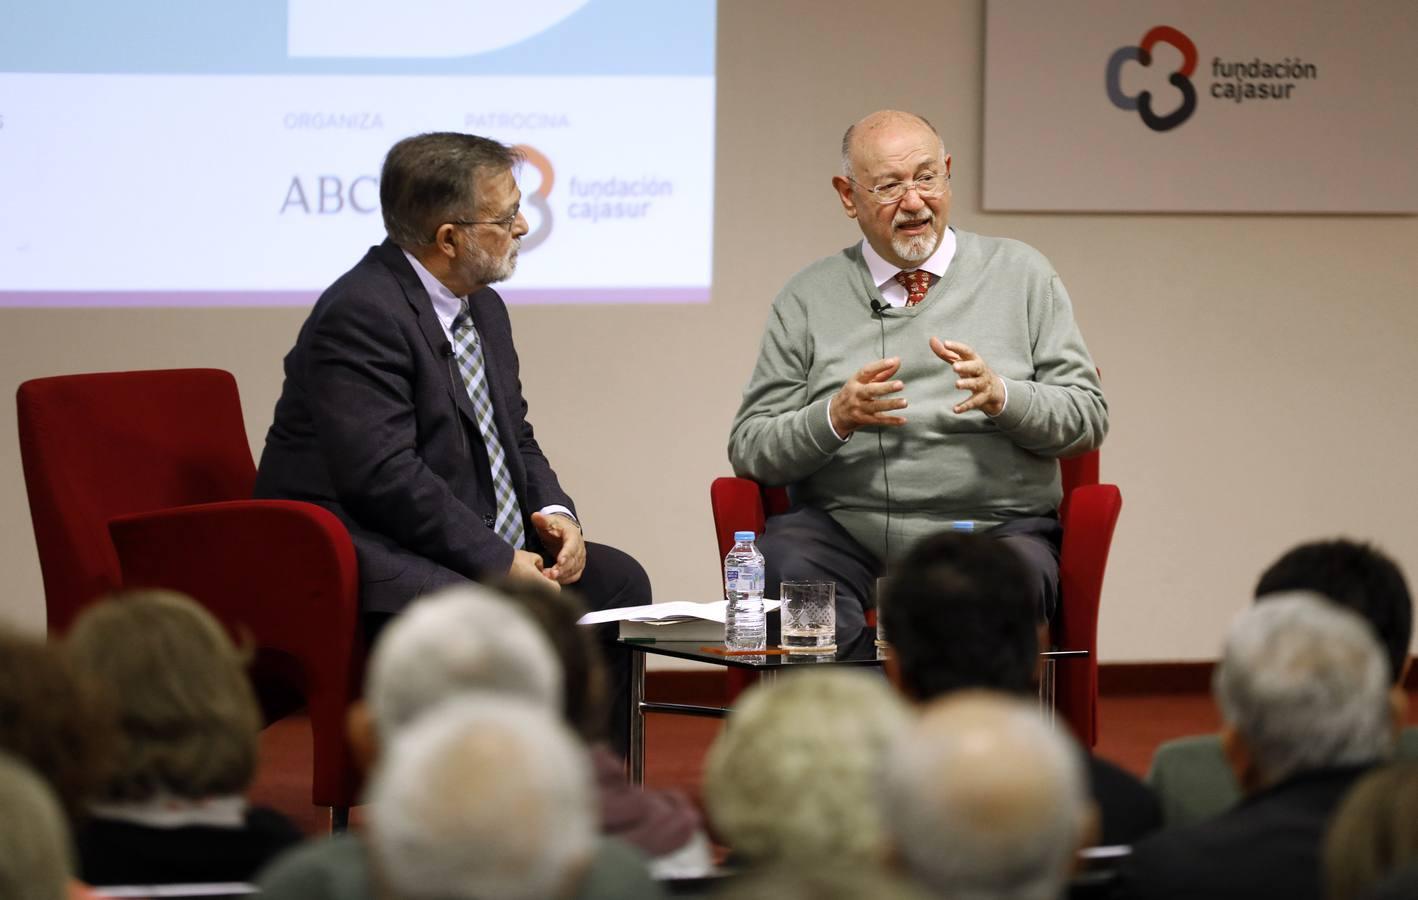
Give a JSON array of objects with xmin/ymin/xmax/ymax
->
[
  {"xmin": 861, "ymin": 227, "xmax": 957, "ymax": 287},
  {"xmin": 402, "ymin": 249, "xmax": 466, "ymax": 331}
]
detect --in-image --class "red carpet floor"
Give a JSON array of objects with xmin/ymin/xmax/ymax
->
[{"xmin": 250, "ymin": 687, "xmax": 1235, "ymax": 835}]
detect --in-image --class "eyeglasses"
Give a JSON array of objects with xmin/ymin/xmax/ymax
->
[
  {"xmin": 438, "ymin": 207, "xmax": 522, "ymax": 239},
  {"xmin": 848, "ymin": 172, "xmax": 950, "ymax": 204}
]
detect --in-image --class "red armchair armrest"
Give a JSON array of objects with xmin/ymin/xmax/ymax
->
[{"xmin": 108, "ymin": 499, "xmax": 362, "ymax": 808}]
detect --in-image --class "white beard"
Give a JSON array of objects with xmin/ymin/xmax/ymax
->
[{"xmin": 891, "ymin": 209, "xmax": 937, "ymax": 263}]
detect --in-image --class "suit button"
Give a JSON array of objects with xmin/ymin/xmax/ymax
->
[{"xmin": 482, "ymin": 515, "xmax": 496, "ymax": 528}]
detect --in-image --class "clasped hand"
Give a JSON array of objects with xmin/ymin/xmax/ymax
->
[{"xmin": 507, "ymin": 512, "xmax": 587, "ymax": 589}]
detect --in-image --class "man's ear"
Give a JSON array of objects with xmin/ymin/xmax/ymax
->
[
  {"xmin": 944, "ymin": 153, "xmax": 952, "ymax": 179},
  {"xmin": 883, "ymin": 649, "xmax": 910, "ymax": 699},
  {"xmin": 432, "ymin": 223, "xmax": 460, "ymax": 259},
  {"xmin": 1071, "ymin": 802, "xmax": 1101, "ymax": 871},
  {"xmin": 346, "ymin": 701, "xmax": 380, "ymax": 777},
  {"xmin": 831, "ymin": 175, "xmax": 859, "ymax": 220},
  {"xmin": 1389, "ymin": 685, "xmax": 1408, "ymax": 742},
  {"xmin": 1220, "ymin": 724, "xmax": 1260, "ymax": 795}
]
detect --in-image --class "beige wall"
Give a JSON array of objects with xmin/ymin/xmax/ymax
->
[{"xmin": 3, "ymin": 0, "xmax": 1415, "ymax": 664}]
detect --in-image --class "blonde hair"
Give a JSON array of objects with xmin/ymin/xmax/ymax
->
[
  {"xmin": 704, "ymin": 669, "xmax": 909, "ymax": 864},
  {"xmin": 1324, "ymin": 762, "xmax": 1418, "ymax": 900},
  {"xmin": 0, "ymin": 753, "xmax": 72, "ymax": 900},
  {"xmin": 64, "ymin": 589, "xmax": 261, "ymax": 800}
]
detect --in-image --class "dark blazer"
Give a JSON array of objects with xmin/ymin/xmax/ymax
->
[
  {"xmin": 1112, "ymin": 765, "xmax": 1372, "ymax": 900},
  {"xmin": 254, "ymin": 240, "xmax": 573, "ymax": 613}
]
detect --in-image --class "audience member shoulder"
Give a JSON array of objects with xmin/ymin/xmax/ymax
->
[{"xmin": 256, "ymin": 831, "xmax": 367, "ymax": 900}]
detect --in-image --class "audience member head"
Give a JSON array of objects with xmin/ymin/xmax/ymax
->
[
  {"xmin": 711, "ymin": 861, "xmax": 933, "ymax": 900},
  {"xmin": 63, "ymin": 589, "xmax": 261, "ymax": 803},
  {"xmin": 704, "ymin": 669, "xmax": 909, "ymax": 865},
  {"xmin": 882, "ymin": 692, "xmax": 1091, "ymax": 900},
  {"xmin": 1255, "ymin": 539, "xmax": 1413, "ymax": 685},
  {"xmin": 496, "ymin": 581, "xmax": 608, "ymax": 741},
  {"xmin": 361, "ymin": 583, "xmax": 561, "ymax": 747},
  {"xmin": 882, "ymin": 532, "xmax": 1038, "ymax": 701},
  {"xmin": 0, "ymin": 628, "xmax": 112, "ymax": 823},
  {"xmin": 1324, "ymin": 762, "xmax": 1418, "ymax": 900},
  {"xmin": 366, "ymin": 696, "xmax": 596, "ymax": 900},
  {"xmin": 0, "ymin": 752, "xmax": 74, "ymax": 900},
  {"xmin": 1216, "ymin": 593, "xmax": 1395, "ymax": 792}
]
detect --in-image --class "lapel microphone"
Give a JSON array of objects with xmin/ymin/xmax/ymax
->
[{"xmin": 870, "ymin": 298, "xmax": 887, "ymax": 315}]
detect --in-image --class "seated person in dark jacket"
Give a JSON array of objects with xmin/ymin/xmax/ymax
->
[
  {"xmin": 880, "ymin": 530, "xmax": 1162, "ymax": 846},
  {"xmin": 1148, "ymin": 538, "xmax": 1415, "ymax": 826},
  {"xmin": 63, "ymin": 590, "xmax": 302, "ymax": 886},
  {"xmin": 258, "ymin": 585, "xmax": 660, "ymax": 900},
  {"xmin": 1115, "ymin": 594, "xmax": 1400, "ymax": 900}
]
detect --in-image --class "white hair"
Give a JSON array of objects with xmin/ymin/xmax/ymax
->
[
  {"xmin": 704, "ymin": 669, "xmax": 910, "ymax": 863},
  {"xmin": 882, "ymin": 693, "xmax": 1088, "ymax": 900},
  {"xmin": 367, "ymin": 696, "xmax": 596, "ymax": 900},
  {"xmin": 1216, "ymin": 592, "xmax": 1394, "ymax": 786},
  {"xmin": 0, "ymin": 753, "xmax": 72, "ymax": 900},
  {"xmin": 366, "ymin": 584, "xmax": 562, "ymax": 739}
]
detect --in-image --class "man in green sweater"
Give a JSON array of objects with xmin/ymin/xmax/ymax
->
[{"xmin": 728, "ymin": 109, "xmax": 1107, "ymax": 640}]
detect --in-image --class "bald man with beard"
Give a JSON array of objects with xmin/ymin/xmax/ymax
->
[{"xmin": 728, "ymin": 110, "xmax": 1107, "ymax": 644}]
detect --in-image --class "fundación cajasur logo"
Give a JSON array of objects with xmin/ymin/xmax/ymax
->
[
  {"xmin": 513, "ymin": 144, "xmax": 555, "ymax": 252},
  {"xmin": 1106, "ymin": 25, "xmax": 1321, "ymax": 133},
  {"xmin": 1106, "ymin": 26, "xmax": 1198, "ymax": 133}
]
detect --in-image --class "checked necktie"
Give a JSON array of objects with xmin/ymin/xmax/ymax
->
[
  {"xmin": 893, "ymin": 269, "xmax": 933, "ymax": 307},
  {"xmin": 450, "ymin": 302, "xmax": 526, "ymax": 549}
]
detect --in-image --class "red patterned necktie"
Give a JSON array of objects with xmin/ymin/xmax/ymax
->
[{"xmin": 893, "ymin": 270, "xmax": 933, "ymax": 307}]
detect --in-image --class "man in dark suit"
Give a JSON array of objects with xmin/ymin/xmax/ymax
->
[
  {"xmin": 1114, "ymin": 594, "xmax": 1397, "ymax": 900},
  {"xmin": 254, "ymin": 133, "xmax": 650, "ymax": 745}
]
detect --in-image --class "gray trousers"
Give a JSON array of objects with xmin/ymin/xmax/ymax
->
[{"xmin": 759, "ymin": 506, "xmax": 1061, "ymax": 645}]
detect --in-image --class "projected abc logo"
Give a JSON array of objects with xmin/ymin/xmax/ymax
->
[
  {"xmin": 279, "ymin": 143, "xmax": 555, "ymax": 252},
  {"xmin": 1106, "ymin": 25, "xmax": 1198, "ymax": 132}
]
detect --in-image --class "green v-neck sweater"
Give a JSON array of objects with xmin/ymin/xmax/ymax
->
[{"xmin": 728, "ymin": 229, "xmax": 1108, "ymax": 560}]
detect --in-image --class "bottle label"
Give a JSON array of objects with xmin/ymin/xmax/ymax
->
[{"xmin": 725, "ymin": 567, "xmax": 764, "ymax": 593}]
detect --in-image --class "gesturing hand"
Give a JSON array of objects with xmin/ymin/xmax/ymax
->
[
  {"xmin": 930, "ymin": 338, "xmax": 1005, "ymax": 416},
  {"xmin": 828, "ymin": 357, "xmax": 908, "ymax": 437},
  {"xmin": 531, "ymin": 511, "xmax": 586, "ymax": 585}
]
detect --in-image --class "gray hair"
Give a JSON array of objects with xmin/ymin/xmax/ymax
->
[
  {"xmin": 704, "ymin": 669, "xmax": 910, "ymax": 864},
  {"xmin": 840, "ymin": 110, "xmax": 943, "ymax": 179},
  {"xmin": 882, "ymin": 692, "xmax": 1089, "ymax": 900},
  {"xmin": 1215, "ymin": 592, "xmax": 1394, "ymax": 786},
  {"xmin": 0, "ymin": 753, "xmax": 72, "ymax": 900},
  {"xmin": 366, "ymin": 584, "xmax": 562, "ymax": 740},
  {"xmin": 380, "ymin": 132, "xmax": 521, "ymax": 248},
  {"xmin": 367, "ymin": 696, "xmax": 596, "ymax": 900}
]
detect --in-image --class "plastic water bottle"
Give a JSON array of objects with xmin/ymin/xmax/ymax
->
[{"xmin": 724, "ymin": 531, "xmax": 766, "ymax": 651}]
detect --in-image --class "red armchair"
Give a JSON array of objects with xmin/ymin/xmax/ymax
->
[
  {"xmin": 17, "ymin": 369, "xmax": 363, "ymax": 822},
  {"xmin": 709, "ymin": 451, "xmax": 1121, "ymax": 747}
]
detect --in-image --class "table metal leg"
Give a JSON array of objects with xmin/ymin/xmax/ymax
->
[
  {"xmin": 1039, "ymin": 656, "xmax": 1057, "ymax": 726},
  {"xmin": 628, "ymin": 647, "xmax": 646, "ymax": 785}
]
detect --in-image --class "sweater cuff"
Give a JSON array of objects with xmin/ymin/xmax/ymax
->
[
  {"xmin": 807, "ymin": 396, "xmax": 849, "ymax": 455},
  {"xmin": 990, "ymin": 377, "xmax": 1034, "ymax": 431}
]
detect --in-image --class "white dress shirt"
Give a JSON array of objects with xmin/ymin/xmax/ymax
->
[{"xmin": 402, "ymin": 250, "xmax": 575, "ymax": 524}]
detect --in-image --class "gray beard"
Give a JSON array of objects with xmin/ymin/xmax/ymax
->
[{"xmin": 892, "ymin": 230, "xmax": 936, "ymax": 263}]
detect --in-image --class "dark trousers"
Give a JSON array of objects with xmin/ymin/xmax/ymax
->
[
  {"xmin": 362, "ymin": 540, "xmax": 650, "ymax": 757},
  {"xmin": 759, "ymin": 506, "xmax": 1061, "ymax": 645}
]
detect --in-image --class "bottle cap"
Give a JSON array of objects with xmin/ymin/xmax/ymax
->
[{"xmin": 733, "ymin": 531, "xmax": 756, "ymax": 542}]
